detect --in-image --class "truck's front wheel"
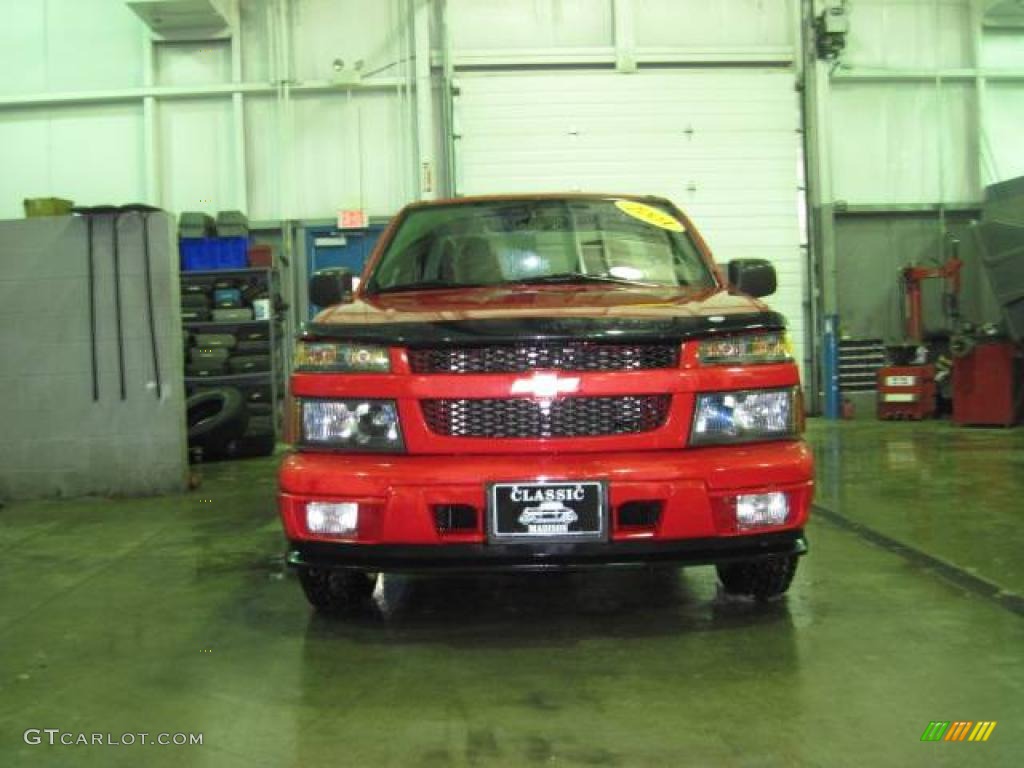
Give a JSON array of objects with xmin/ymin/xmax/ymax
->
[
  {"xmin": 297, "ymin": 568, "xmax": 377, "ymax": 614},
  {"xmin": 716, "ymin": 555, "xmax": 798, "ymax": 600}
]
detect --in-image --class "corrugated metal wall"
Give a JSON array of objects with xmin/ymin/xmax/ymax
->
[
  {"xmin": 829, "ymin": 0, "xmax": 1024, "ymax": 205},
  {"xmin": 826, "ymin": 0, "xmax": 1023, "ymax": 343},
  {"xmin": 984, "ymin": 29, "xmax": 1024, "ymax": 183},
  {"xmin": 2, "ymin": 0, "xmax": 1020, "ymax": 219},
  {"xmin": 1, "ymin": 0, "xmax": 1023, "ymax": 358},
  {"xmin": 831, "ymin": 82, "xmax": 979, "ymax": 205},
  {"xmin": 0, "ymin": 0, "xmax": 416, "ymax": 220}
]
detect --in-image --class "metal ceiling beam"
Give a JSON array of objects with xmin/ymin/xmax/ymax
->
[
  {"xmin": 834, "ymin": 203, "xmax": 982, "ymax": 215},
  {"xmin": 0, "ymin": 78, "xmax": 406, "ymax": 110},
  {"xmin": 444, "ymin": 46, "xmax": 794, "ymax": 69},
  {"xmin": 833, "ymin": 68, "xmax": 1024, "ymax": 83}
]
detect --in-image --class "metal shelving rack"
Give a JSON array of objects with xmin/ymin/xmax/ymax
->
[
  {"xmin": 838, "ymin": 338, "xmax": 887, "ymax": 394},
  {"xmin": 181, "ymin": 266, "xmax": 284, "ymax": 453}
]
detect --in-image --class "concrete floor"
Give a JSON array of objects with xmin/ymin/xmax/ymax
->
[{"xmin": 1, "ymin": 421, "xmax": 1022, "ymax": 767}]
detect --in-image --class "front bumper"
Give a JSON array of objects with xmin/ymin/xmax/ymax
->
[
  {"xmin": 278, "ymin": 440, "xmax": 814, "ymax": 571},
  {"xmin": 288, "ymin": 530, "xmax": 808, "ymax": 573}
]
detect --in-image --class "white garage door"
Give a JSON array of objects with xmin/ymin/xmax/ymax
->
[{"xmin": 453, "ymin": 69, "xmax": 807, "ymax": 377}]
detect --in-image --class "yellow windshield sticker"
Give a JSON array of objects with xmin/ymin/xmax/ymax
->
[{"xmin": 615, "ymin": 200, "xmax": 685, "ymax": 232}]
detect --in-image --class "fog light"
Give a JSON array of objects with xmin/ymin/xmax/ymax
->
[
  {"xmin": 306, "ymin": 502, "xmax": 359, "ymax": 536},
  {"xmin": 735, "ymin": 492, "xmax": 789, "ymax": 529}
]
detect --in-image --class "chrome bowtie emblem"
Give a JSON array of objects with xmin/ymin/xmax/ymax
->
[{"xmin": 510, "ymin": 373, "xmax": 580, "ymax": 400}]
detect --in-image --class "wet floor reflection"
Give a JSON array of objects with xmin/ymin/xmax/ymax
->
[
  {"xmin": 301, "ymin": 568, "xmax": 796, "ymax": 646},
  {"xmin": 285, "ymin": 569, "xmax": 802, "ymax": 767},
  {"xmin": 806, "ymin": 420, "xmax": 1024, "ymax": 593}
]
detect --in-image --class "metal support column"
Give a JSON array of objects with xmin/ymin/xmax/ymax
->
[
  {"xmin": 438, "ymin": 0, "xmax": 457, "ymax": 196},
  {"xmin": 801, "ymin": 0, "xmax": 839, "ymax": 413},
  {"xmin": 970, "ymin": 0, "xmax": 993, "ymax": 188},
  {"xmin": 414, "ymin": 0, "xmax": 436, "ymax": 200},
  {"xmin": 823, "ymin": 315, "xmax": 841, "ymax": 419},
  {"xmin": 230, "ymin": 1, "xmax": 248, "ymax": 213},
  {"xmin": 612, "ymin": 0, "xmax": 638, "ymax": 73},
  {"xmin": 141, "ymin": 32, "xmax": 160, "ymax": 205}
]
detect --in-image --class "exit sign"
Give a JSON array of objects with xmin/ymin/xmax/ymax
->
[{"xmin": 337, "ymin": 209, "xmax": 368, "ymax": 229}]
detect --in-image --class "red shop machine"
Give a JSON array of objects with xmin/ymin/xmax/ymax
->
[
  {"xmin": 954, "ymin": 209, "xmax": 1024, "ymax": 427},
  {"xmin": 952, "ymin": 338, "xmax": 1022, "ymax": 426},
  {"xmin": 877, "ymin": 252, "xmax": 962, "ymax": 420}
]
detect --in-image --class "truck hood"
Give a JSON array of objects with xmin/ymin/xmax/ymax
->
[{"xmin": 306, "ymin": 284, "xmax": 785, "ymax": 346}]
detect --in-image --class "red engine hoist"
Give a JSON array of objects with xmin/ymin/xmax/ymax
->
[
  {"xmin": 877, "ymin": 240, "xmax": 963, "ymax": 420},
  {"xmin": 901, "ymin": 253, "xmax": 963, "ymax": 345}
]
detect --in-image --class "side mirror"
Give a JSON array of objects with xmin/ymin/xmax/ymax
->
[
  {"xmin": 309, "ymin": 268, "xmax": 354, "ymax": 308},
  {"xmin": 727, "ymin": 259, "xmax": 777, "ymax": 298}
]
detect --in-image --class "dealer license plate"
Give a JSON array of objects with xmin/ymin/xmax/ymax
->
[{"xmin": 488, "ymin": 481, "xmax": 606, "ymax": 542}]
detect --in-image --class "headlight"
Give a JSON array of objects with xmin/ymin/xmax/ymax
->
[
  {"xmin": 690, "ymin": 388, "xmax": 799, "ymax": 445},
  {"xmin": 300, "ymin": 399, "xmax": 404, "ymax": 452},
  {"xmin": 698, "ymin": 333, "xmax": 791, "ymax": 365},
  {"xmin": 294, "ymin": 342, "xmax": 390, "ymax": 373}
]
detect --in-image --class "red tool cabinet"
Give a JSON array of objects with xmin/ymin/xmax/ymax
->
[{"xmin": 953, "ymin": 342, "xmax": 1022, "ymax": 427}]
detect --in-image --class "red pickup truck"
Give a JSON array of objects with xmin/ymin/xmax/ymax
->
[{"xmin": 279, "ymin": 194, "xmax": 813, "ymax": 614}]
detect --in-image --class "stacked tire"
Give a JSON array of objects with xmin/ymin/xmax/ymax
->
[{"xmin": 182, "ymin": 274, "xmax": 277, "ymax": 460}]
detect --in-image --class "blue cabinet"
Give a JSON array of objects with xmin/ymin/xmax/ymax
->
[{"xmin": 305, "ymin": 224, "xmax": 385, "ymax": 318}]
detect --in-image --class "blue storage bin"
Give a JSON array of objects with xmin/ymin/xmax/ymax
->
[{"xmin": 180, "ymin": 237, "xmax": 250, "ymax": 271}]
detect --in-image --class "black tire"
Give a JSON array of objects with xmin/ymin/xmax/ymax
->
[
  {"xmin": 235, "ymin": 340, "xmax": 271, "ymax": 355},
  {"xmin": 716, "ymin": 555, "xmax": 799, "ymax": 600},
  {"xmin": 180, "ymin": 293, "xmax": 211, "ymax": 309},
  {"xmin": 297, "ymin": 568, "xmax": 377, "ymax": 615},
  {"xmin": 186, "ymin": 387, "xmax": 249, "ymax": 445},
  {"xmin": 228, "ymin": 354, "xmax": 271, "ymax": 374},
  {"xmin": 189, "ymin": 347, "xmax": 231, "ymax": 364},
  {"xmin": 193, "ymin": 333, "xmax": 237, "ymax": 349}
]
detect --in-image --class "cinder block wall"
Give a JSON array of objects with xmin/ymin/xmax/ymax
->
[{"xmin": 0, "ymin": 212, "xmax": 187, "ymax": 499}]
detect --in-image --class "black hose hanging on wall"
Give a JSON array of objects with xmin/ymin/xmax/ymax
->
[
  {"xmin": 124, "ymin": 206, "xmax": 163, "ymax": 399},
  {"xmin": 111, "ymin": 213, "xmax": 127, "ymax": 400},
  {"xmin": 86, "ymin": 215, "xmax": 98, "ymax": 401},
  {"xmin": 74, "ymin": 206, "xmax": 120, "ymax": 400},
  {"xmin": 141, "ymin": 213, "xmax": 162, "ymax": 398},
  {"xmin": 75, "ymin": 204, "xmax": 164, "ymax": 401}
]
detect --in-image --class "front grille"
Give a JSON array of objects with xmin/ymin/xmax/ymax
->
[
  {"xmin": 408, "ymin": 342, "xmax": 679, "ymax": 374},
  {"xmin": 421, "ymin": 395, "xmax": 671, "ymax": 439}
]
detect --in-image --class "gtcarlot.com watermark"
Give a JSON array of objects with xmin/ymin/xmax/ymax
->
[{"xmin": 24, "ymin": 729, "xmax": 203, "ymax": 747}]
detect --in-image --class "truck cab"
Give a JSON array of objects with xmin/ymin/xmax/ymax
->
[{"xmin": 278, "ymin": 194, "xmax": 813, "ymax": 614}]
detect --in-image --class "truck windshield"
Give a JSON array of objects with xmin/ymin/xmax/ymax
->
[{"xmin": 364, "ymin": 198, "xmax": 716, "ymax": 294}]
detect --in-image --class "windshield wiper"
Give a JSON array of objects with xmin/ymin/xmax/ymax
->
[
  {"xmin": 511, "ymin": 272, "xmax": 660, "ymax": 287},
  {"xmin": 371, "ymin": 280, "xmax": 488, "ymax": 295}
]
